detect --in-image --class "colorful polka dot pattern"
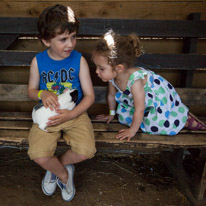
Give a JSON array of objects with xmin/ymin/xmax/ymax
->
[{"xmin": 111, "ymin": 69, "xmax": 189, "ymax": 136}]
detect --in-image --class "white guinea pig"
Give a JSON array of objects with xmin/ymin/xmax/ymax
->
[{"xmin": 32, "ymin": 88, "xmax": 78, "ymax": 132}]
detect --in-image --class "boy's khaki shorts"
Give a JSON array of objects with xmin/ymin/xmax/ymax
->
[{"xmin": 28, "ymin": 112, "xmax": 96, "ymax": 160}]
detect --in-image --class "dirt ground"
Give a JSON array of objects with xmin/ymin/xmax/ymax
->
[{"xmin": 0, "ymin": 147, "xmax": 191, "ymax": 206}]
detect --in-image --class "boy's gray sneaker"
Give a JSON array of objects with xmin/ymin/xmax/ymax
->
[
  {"xmin": 57, "ymin": 164, "xmax": 75, "ymax": 202},
  {"xmin": 42, "ymin": 171, "xmax": 57, "ymax": 196}
]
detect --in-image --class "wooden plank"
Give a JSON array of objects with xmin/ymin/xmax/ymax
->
[
  {"xmin": 0, "ymin": 34, "xmax": 19, "ymax": 49},
  {"xmin": 0, "ymin": 84, "xmax": 31, "ymax": 101},
  {"xmin": 0, "ymin": 101, "xmax": 36, "ymax": 113},
  {"xmin": 0, "ymin": 112, "xmax": 31, "ymax": 120},
  {"xmin": 1, "ymin": 17, "xmax": 206, "ymax": 38},
  {"xmin": 1, "ymin": 84, "xmax": 206, "ymax": 106},
  {"xmin": 79, "ymin": 19, "xmax": 206, "ymax": 38},
  {"xmin": 181, "ymin": 13, "xmax": 201, "ymax": 88},
  {"xmin": 0, "ymin": 51, "xmax": 36, "ymax": 66},
  {"xmin": 0, "ymin": 129, "xmax": 206, "ymax": 148},
  {"xmin": 0, "ymin": 120, "xmax": 128, "ymax": 131},
  {"xmin": 163, "ymin": 152, "xmax": 206, "ymax": 206},
  {"xmin": 183, "ymin": 13, "xmax": 201, "ymax": 54},
  {"xmin": 175, "ymin": 88, "xmax": 206, "ymax": 106},
  {"xmin": 1, "ymin": 51, "xmax": 206, "ymax": 71},
  {"xmin": 1, "ymin": 111, "xmax": 205, "ymax": 124},
  {"xmin": 1, "ymin": 119, "xmax": 206, "ymax": 136},
  {"xmin": 0, "ymin": 120, "xmax": 32, "ymax": 130},
  {"xmin": 1, "ymin": 0, "xmax": 201, "ymax": 2},
  {"xmin": 0, "ymin": 67, "xmax": 29, "ymax": 84},
  {"xmin": 195, "ymin": 162, "xmax": 206, "ymax": 201},
  {"xmin": 0, "ymin": 2, "xmax": 206, "ymax": 20},
  {"xmin": 12, "ymin": 38, "xmax": 206, "ymax": 55},
  {"xmin": 7, "ymin": 37, "xmax": 206, "ymax": 58},
  {"xmin": 136, "ymin": 53, "xmax": 206, "ymax": 70}
]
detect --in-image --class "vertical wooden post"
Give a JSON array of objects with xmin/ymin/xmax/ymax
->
[
  {"xmin": 180, "ymin": 13, "xmax": 201, "ymax": 88},
  {"xmin": 195, "ymin": 162, "xmax": 206, "ymax": 201},
  {"xmin": 173, "ymin": 148, "xmax": 184, "ymax": 169}
]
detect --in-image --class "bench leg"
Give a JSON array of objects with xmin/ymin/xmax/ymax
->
[
  {"xmin": 162, "ymin": 149, "xmax": 206, "ymax": 206},
  {"xmin": 195, "ymin": 162, "xmax": 206, "ymax": 201}
]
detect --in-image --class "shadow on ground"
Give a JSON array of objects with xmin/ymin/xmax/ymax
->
[{"xmin": 0, "ymin": 147, "xmax": 190, "ymax": 206}]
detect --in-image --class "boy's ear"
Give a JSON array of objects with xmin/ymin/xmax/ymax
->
[
  {"xmin": 41, "ymin": 39, "xmax": 51, "ymax": 47},
  {"xmin": 115, "ymin": 64, "xmax": 125, "ymax": 73}
]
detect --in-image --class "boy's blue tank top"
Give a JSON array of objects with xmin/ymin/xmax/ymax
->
[{"xmin": 36, "ymin": 49, "xmax": 83, "ymax": 104}]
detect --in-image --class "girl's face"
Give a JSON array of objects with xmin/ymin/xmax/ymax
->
[
  {"xmin": 93, "ymin": 54, "xmax": 116, "ymax": 82},
  {"xmin": 43, "ymin": 30, "xmax": 77, "ymax": 60}
]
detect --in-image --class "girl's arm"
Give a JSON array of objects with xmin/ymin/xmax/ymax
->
[
  {"xmin": 47, "ymin": 56, "xmax": 95, "ymax": 126},
  {"xmin": 27, "ymin": 57, "xmax": 59, "ymax": 110},
  {"xmin": 107, "ymin": 82, "xmax": 117, "ymax": 111},
  {"xmin": 116, "ymin": 79, "xmax": 145, "ymax": 141},
  {"xmin": 95, "ymin": 82, "xmax": 117, "ymax": 123}
]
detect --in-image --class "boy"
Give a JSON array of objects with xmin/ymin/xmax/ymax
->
[{"xmin": 27, "ymin": 4, "xmax": 96, "ymax": 202}]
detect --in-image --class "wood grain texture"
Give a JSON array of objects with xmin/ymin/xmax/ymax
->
[
  {"xmin": 0, "ymin": 2, "xmax": 206, "ymax": 20},
  {"xmin": 1, "ymin": 18, "xmax": 206, "ymax": 38},
  {"xmin": 1, "ymin": 84, "xmax": 206, "ymax": 106},
  {"xmin": 0, "ymin": 128, "xmax": 206, "ymax": 148},
  {"xmin": 1, "ymin": 51, "xmax": 206, "ymax": 71}
]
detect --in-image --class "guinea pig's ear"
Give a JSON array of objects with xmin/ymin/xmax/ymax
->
[{"xmin": 71, "ymin": 90, "xmax": 78, "ymax": 103}]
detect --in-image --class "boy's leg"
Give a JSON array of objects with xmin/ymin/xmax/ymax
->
[
  {"xmin": 33, "ymin": 149, "xmax": 88, "ymax": 201},
  {"xmin": 59, "ymin": 149, "xmax": 88, "ymax": 166},
  {"xmin": 34, "ymin": 156, "xmax": 68, "ymax": 184},
  {"xmin": 28, "ymin": 124, "xmax": 70, "ymax": 195},
  {"xmin": 55, "ymin": 112, "xmax": 96, "ymax": 201},
  {"xmin": 34, "ymin": 151, "xmax": 88, "ymax": 184},
  {"xmin": 28, "ymin": 113, "xmax": 96, "ymax": 201},
  {"xmin": 62, "ymin": 112, "xmax": 96, "ymax": 161}
]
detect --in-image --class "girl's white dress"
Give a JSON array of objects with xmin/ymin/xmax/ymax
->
[{"xmin": 110, "ymin": 68, "xmax": 189, "ymax": 135}]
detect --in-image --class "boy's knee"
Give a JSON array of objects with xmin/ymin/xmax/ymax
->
[{"xmin": 78, "ymin": 154, "xmax": 89, "ymax": 162}]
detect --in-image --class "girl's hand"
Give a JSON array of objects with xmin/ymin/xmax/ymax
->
[
  {"xmin": 116, "ymin": 128, "xmax": 137, "ymax": 141},
  {"xmin": 47, "ymin": 109, "xmax": 72, "ymax": 126},
  {"xmin": 95, "ymin": 114, "xmax": 115, "ymax": 123},
  {"xmin": 41, "ymin": 91, "xmax": 59, "ymax": 111}
]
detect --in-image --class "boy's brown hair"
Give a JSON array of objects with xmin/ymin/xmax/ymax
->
[{"xmin": 38, "ymin": 4, "xmax": 79, "ymax": 40}]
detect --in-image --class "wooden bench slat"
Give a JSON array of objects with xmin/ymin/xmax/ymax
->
[
  {"xmin": 80, "ymin": 19, "xmax": 206, "ymax": 38},
  {"xmin": 1, "ymin": 84, "xmax": 206, "ymax": 106},
  {"xmin": 0, "ymin": 112, "xmax": 32, "ymax": 120},
  {"xmin": 0, "ymin": 120, "xmax": 128, "ymax": 131},
  {"xmin": 1, "ymin": 18, "xmax": 206, "ymax": 38},
  {"xmin": 1, "ymin": 118, "xmax": 206, "ymax": 133},
  {"xmin": 0, "ymin": 120, "xmax": 31, "ymax": 130},
  {"xmin": 0, "ymin": 34, "xmax": 19, "ymax": 49},
  {"xmin": 1, "ymin": 112, "xmax": 206, "ymax": 124},
  {"xmin": 1, "ymin": 51, "xmax": 206, "ymax": 71},
  {"xmin": 0, "ymin": 129, "xmax": 206, "ymax": 148},
  {"xmin": 0, "ymin": 84, "xmax": 108, "ymax": 103}
]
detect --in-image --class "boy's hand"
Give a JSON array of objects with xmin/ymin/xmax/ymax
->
[
  {"xmin": 95, "ymin": 114, "xmax": 115, "ymax": 123},
  {"xmin": 47, "ymin": 109, "xmax": 73, "ymax": 126},
  {"xmin": 41, "ymin": 91, "xmax": 60, "ymax": 111},
  {"xmin": 116, "ymin": 128, "xmax": 136, "ymax": 141}
]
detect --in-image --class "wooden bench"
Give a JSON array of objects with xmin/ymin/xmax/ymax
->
[{"xmin": 0, "ymin": 14, "xmax": 206, "ymax": 205}]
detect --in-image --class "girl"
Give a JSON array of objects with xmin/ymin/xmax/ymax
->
[{"xmin": 92, "ymin": 30, "xmax": 206, "ymax": 141}]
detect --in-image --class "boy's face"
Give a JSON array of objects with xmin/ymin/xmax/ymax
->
[
  {"xmin": 43, "ymin": 30, "xmax": 77, "ymax": 60},
  {"xmin": 93, "ymin": 54, "xmax": 116, "ymax": 82}
]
